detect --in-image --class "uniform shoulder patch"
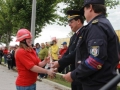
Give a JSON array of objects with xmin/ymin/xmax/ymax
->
[
  {"xmin": 90, "ymin": 46, "xmax": 99, "ymax": 57},
  {"xmin": 92, "ymin": 19, "xmax": 98, "ymax": 24}
]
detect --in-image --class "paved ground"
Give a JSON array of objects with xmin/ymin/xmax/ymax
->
[{"xmin": 0, "ymin": 65, "xmax": 59, "ymax": 90}]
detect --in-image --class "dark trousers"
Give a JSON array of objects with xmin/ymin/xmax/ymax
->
[
  {"xmin": 0, "ymin": 56, "xmax": 2, "ymax": 64},
  {"xmin": 71, "ymin": 81, "xmax": 83, "ymax": 90},
  {"xmin": 70, "ymin": 64, "xmax": 82, "ymax": 90},
  {"xmin": 11, "ymin": 59, "xmax": 16, "ymax": 69},
  {"xmin": 7, "ymin": 60, "xmax": 12, "ymax": 69},
  {"xmin": 70, "ymin": 64, "xmax": 75, "ymax": 71},
  {"xmin": 39, "ymin": 73, "xmax": 45, "ymax": 78},
  {"xmin": 62, "ymin": 65, "xmax": 70, "ymax": 74},
  {"xmin": 82, "ymin": 84, "xmax": 117, "ymax": 90}
]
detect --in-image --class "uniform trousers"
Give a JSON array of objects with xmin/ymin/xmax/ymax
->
[
  {"xmin": 82, "ymin": 84, "xmax": 117, "ymax": 90},
  {"xmin": 71, "ymin": 81, "xmax": 83, "ymax": 90}
]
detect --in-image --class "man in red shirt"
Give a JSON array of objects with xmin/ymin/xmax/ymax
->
[
  {"xmin": 3, "ymin": 47, "xmax": 9, "ymax": 64},
  {"xmin": 59, "ymin": 42, "xmax": 68, "ymax": 74},
  {"xmin": 59, "ymin": 42, "xmax": 68, "ymax": 59}
]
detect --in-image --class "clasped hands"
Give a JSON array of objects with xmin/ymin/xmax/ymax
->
[
  {"xmin": 43, "ymin": 57, "xmax": 73, "ymax": 82},
  {"xmin": 50, "ymin": 61, "xmax": 73, "ymax": 82}
]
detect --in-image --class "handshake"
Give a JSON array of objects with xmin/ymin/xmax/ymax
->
[
  {"xmin": 46, "ymin": 61, "xmax": 59, "ymax": 79},
  {"xmin": 45, "ymin": 61, "xmax": 73, "ymax": 82},
  {"xmin": 42, "ymin": 57, "xmax": 73, "ymax": 82}
]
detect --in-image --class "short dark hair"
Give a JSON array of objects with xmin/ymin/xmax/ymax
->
[
  {"xmin": 73, "ymin": 16, "xmax": 84, "ymax": 24},
  {"xmin": 85, "ymin": 4, "xmax": 106, "ymax": 15},
  {"xmin": 35, "ymin": 43, "xmax": 40, "ymax": 46}
]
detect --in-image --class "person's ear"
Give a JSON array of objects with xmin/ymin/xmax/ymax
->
[{"xmin": 89, "ymin": 4, "xmax": 93, "ymax": 12}]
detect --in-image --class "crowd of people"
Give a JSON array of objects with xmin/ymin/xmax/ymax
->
[
  {"xmin": 0, "ymin": 38, "xmax": 69, "ymax": 76},
  {"xmin": 0, "ymin": 29, "xmax": 69, "ymax": 90},
  {"xmin": 0, "ymin": 45, "xmax": 18, "ymax": 69}
]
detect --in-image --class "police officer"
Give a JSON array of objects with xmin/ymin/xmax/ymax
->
[
  {"xmin": 63, "ymin": 0, "xmax": 119, "ymax": 90},
  {"xmin": 52, "ymin": 10, "xmax": 84, "ymax": 90}
]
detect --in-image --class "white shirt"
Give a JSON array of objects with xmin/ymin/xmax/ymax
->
[{"xmin": 76, "ymin": 26, "xmax": 83, "ymax": 34}]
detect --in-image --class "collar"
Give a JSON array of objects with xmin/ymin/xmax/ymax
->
[
  {"xmin": 87, "ymin": 14, "xmax": 105, "ymax": 25},
  {"xmin": 76, "ymin": 26, "xmax": 83, "ymax": 33}
]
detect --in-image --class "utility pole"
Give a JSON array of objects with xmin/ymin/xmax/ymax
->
[{"xmin": 31, "ymin": 0, "xmax": 36, "ymax": 44}]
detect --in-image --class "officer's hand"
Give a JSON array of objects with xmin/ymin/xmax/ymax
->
[
  {"xmin": 51, "ymin": 61, "xmax": 60, "ymax": 68},
  {"xmin": 63, "ymin": 72, "xmax": 73, "ymax": 82},
  {"xmin": 53, "ymin": 68, "xmax": 58, "ymax": 72},
  {"xmin": 47, "ymin": 69, "xmax": 56, "ymax": 79}
]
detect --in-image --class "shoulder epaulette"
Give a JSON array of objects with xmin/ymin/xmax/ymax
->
[{"xmin": 92, "ymin": 19, "xmax": 98, "ymax": 24}]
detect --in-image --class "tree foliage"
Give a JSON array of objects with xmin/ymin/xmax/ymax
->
[
  {"xmin": 0, "ymin": 0, "xmax": 119, "ymax": 45},
  {"xmin": 0, "ymin": 0, "xmax": 15, "ymax": 46},
  {"xmin": 12, "ymin": 0, "xmax": 61, "ymax": 37},
  {"xmin": 58, "ymin": 0, "xmax": 120, "ymax": 25},
  {"xmin": 57, "ymin": 0, "xmax": 120, "ymax": 37},
  {"xmin": 0, "ymin": 0, "xmax": 61, "ymax": 45}
]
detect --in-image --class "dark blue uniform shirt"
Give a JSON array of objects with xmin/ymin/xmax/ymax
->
[
  {"xmin": 71, "ymin": 14, "xmax": 119, "ymax": 90},
  {"xmin": 58, "ymin": 30, "xmax": 80, "ymax": 72}
]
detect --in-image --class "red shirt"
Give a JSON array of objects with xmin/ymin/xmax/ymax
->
[
  {"xmin": 15, "ymin": 48, "xmax": 40, "ymax": 86},
  {"xmin": 3, "ymin": 49, "xmax": 8, "ymax": 55},
  {"xmin": 59, "ymin": 47, "xmax": 67, "ymax": 59},
  {"xmin": 117, "ymin": 64, "xmax": 120, "ymax": 68},
  {"xmin": 117, "ymin": 54, "xmax": 120, "ymax": 69}
]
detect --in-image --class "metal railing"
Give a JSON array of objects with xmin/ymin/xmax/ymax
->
[{"xmin": 99, "ymin": 74, "xmax": 120, "ymax": 90}]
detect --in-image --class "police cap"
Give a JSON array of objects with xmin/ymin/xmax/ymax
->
[
  {"xmin": 83, "ymin": 0, "xmax": 105, "ymax": 6},
  {"xmin": 66, "ymin": 10, "xmax": 83, "ymax": 22},
  {"xmin": 80, "ymin": 0, "xmax": 105, "ymax": 15}
]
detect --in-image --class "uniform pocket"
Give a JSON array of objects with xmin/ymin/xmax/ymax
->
[{"xmin": 88, "ymin": 39, "xmax": 103, "ymax": 46}]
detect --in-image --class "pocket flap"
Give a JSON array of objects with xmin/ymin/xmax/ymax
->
[{"xmin": 88, "ymin": 39, "xmax": 103, "ymax": 46}]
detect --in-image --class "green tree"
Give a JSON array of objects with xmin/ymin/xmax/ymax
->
[
  {"xmin": 0, "ymin": 0, "xmax": 61, "ymax": 45},
  {"xmin": 58, "ymin": 0, "xmax": 120, "ymax": 25},
  {"xmin": 11, "ymin": 0, "xmax": 61, "ymax": 37},
  {"xmin": 0, "ymin": 0, "xmax": 15, "ymax": 46},
  {"xmin": 58, "ymin": 0, "xmax": 120, "ymax": 37}
]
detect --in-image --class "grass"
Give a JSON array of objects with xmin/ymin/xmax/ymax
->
[
  {"xmin": 47, "ymin": 73, "xmax": 71, "ymax": 87},
  {"xmin": 118, "ymin": 86, "xmax": 120, "ymax": 90},
  {"xmin": 2, "ymin": 58, "xmax": 4, "ymax": 62}
]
